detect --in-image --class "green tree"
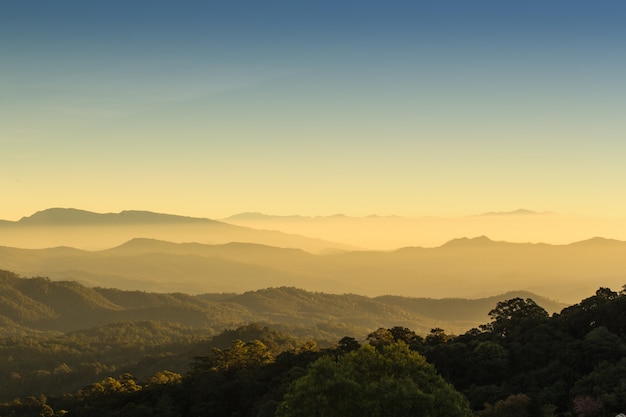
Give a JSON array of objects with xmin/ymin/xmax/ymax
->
[
  {"xmin": 336, "ymin": 336, "xmax": 360, "ymax": 353},
  {"xmin": 470, "ymin": 341, "xmax": 509, "ymax": 384},
  {"xmin": 276, "ymin": 342, "xmax": 472, "ymax": 417},
  {"xmin": 425, "ymin": 327, "xmax": 450, "ymax": 345},
  {"xmin": 186, "ymin": 339, "xmax": 277, "ymax": 417},
  {"xmin": 478, "ymin": 393, "xmax": 531, "ymax": 417},
  {"xmin": 366, "ymin": 328, "xmax": 394, "ymax": 348},
  {"xmin": 482, "ymin": 298, "xmax": 548, "ymax": 339},
  {"xmin": 148, "ymin": 370, "xmax": 182, "ymax": 386}
]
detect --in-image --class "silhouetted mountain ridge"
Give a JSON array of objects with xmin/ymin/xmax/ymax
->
[
  {"xmin": 441, "ymin": 236, "xmax": 499, "ymax": 247},
  {"xmin": 568, "ymin": 237, "xmax": 626, "ymax": 247},
  {"xmin": 0, "ymin": 270, "xmax": 566, "ymax": 336},
  {"xmin": 17, "ymin": 208, "xmax": 218, "ymax": 225},
  {"xmin": 2, "ymin": 235, "xmax": 626, "ymax": 302},
  {"xmin": 225, "ymin": 209, "xmax": 554, "ymax": 221},
  {"xmin": 105, "ymin": 238, "xmax": 311, "ymax": 260},
  {"xmin": 475, "ymin": 209, "xmax": 556, "ymax": 216},
  {"xmin": 0, "ymin": 208, "xmax": 356, "ymax": 252},
  {"xmin": 375, "ymin": 290, "xmax": 563, "ymax": 323}
]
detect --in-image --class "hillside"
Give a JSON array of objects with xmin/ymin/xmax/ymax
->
[
  {"xmin": 0, "ymin": 270, "xmax": 566, "ymax": 337},
  {"xmin": 0, "ymin": 274, "xmax": 622, "ymax": 417}
]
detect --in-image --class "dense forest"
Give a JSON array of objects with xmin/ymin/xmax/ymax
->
[
  {"xmin": 1, "ymin": 269, "xmax": 625, "ymax": 416},
  {"xmin": 0, "ymin": 269, "xmax": 565, "ymax": 338}
]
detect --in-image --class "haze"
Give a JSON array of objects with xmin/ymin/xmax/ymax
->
[
  {"xmin": 2, "ymin": 2, "xmax": 626, "ymax": 304},
  {"xmin": 1, "ymin": 208, "xmax": 625, "ymax": 304},
  {"xmin": 223, "ymin": 211, "xmax": 626, "ymax": 250}
]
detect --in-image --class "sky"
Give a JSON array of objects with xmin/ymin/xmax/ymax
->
[{"xmin": 2, "ymin": 1, "xmax": 626, "ymax": 221}]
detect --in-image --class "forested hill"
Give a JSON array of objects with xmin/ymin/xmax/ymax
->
[
  {"xmin": 0, "ymin": 270, "xmax": 565, "ymax": 337},
  {"xmin": 1, "ymin": 284, "xmax": 625, "ymax": 417}
]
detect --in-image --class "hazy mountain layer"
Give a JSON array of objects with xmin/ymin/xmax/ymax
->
[
  {"xmin": 222, "ymin": 210, "xmax": 626, "ymax": 250},
  {"xmin": 1, "ymin": 236, "xmax": 624, "ymax": 303},
  {"xmin": 2, "ymin": 209, "xmax": 625, "ymax": 303},
  {"xmin": 0, "ymin": 270, "xmax": 565, "ymax": 336},
  {"xmin": 0, "ymin": 208, "xmax": 356, "ymax": 253}
]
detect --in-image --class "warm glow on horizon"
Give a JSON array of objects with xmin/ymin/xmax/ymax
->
[{"xmin": 2, "ymin": 1, "xmax": 626, "ymax": 245}]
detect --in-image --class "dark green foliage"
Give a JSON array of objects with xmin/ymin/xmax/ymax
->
[
  {"xmin": 183, "ymin": 328, "xmax": 322, "ymax": 417},
  {"xmin": 205, "ymin": 323, "xmax": 300, "ymax": 351},
  {"xmin": 0, "ymin": 320, "xmax": 209, "ymax": 402},
  {"xmin": 1, "ymin": 269, "xmax": 531, "ymax": 339},
  {"xmin": 1, "ymin": 271, "xmax": 626, "ymax": 417},
  {"xmin": 476, "ymin": 393, "xmax": 532, "ymax": 417},
  {"xmin": 0, "ymin": 324, "xmax": 312, "ymax": 417},
  {"xmin": 481, "ymin": 297, "xmax": 549, "ymax": 338},
  {"xmin": 336, "ymin": 336, "xmax": 360, "ymax": 353},
  {"xmin": 419, "ymin": 286, "xmax": 626, "ymax": 416},
  {"xmin": 275, "ymin": 342, "xmax": 472, "ymax": 417}
]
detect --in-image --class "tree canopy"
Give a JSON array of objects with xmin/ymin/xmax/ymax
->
[
  {"xmin": 2, "ymin": 284, "xmax": 626, "ymax": 417},
  {"xmin": 276, "ymin": 341, "xmax": 472, "ymax": 417}
]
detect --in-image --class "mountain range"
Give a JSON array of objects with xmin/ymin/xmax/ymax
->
[
  {"xmin": 0, "ymin": 269, "xmax": 566, "ymax": 337},
  {"xmin": 222, "ymin": 209, "xmax": 626, "ymax": 249},
  {"xmin": 0, "ymin": 208, "xmax": 356, "ymax": 253},
  {"xmin": 1, "ymin": 235, "xmax": 625, "ymax": 303},
  {"xmin": 1, "ymin": 208, "xmax": 625, "ymax": 303}
]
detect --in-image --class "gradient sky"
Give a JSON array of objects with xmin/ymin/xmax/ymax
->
[{"xmin": 2, "ymin": 1, "xmax": 626, "ymax": 221}]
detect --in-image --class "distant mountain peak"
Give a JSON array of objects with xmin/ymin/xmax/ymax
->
[
  {"xmin": 224, "ymin": 212, "xmax": 307, "ymax": 221},
  {"xmin": 227, "ymin": 212, "xmax": 268, "ymax": 219},
  {"xmin": 475, "ymin": 209, "xmax": 556, "ymax": 217},
  {"xmin": 568, "ymin": 237, "xmax": 626, "ymax": 247},
  {"xmin": 19, "ymin": 208, "xmax": 105, "ymax": 224},
  {"xmin": 17, "ymin": 208, "xmax": 217, "ymax": 225},
  {"xmin": 328, "ymin": 213, "xmax": 347, "ymax": 218},
  {"xmin": 442, "ymin": 236, "xmax": 496, "ymax": 247}
]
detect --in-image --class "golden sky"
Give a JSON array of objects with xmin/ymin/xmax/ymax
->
[{"xmin": 2, "ymin": 1, "xmax": 626, "ymax": 221}]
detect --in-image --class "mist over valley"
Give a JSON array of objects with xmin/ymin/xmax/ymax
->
[{"xmin": 1, "ymin": 208, "xmax": 625, "ymax": 303}]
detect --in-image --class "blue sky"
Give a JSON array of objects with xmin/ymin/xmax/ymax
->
[{"xmin": 2, "ymin": 1, "xmax": 626, "ymax": 220}]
